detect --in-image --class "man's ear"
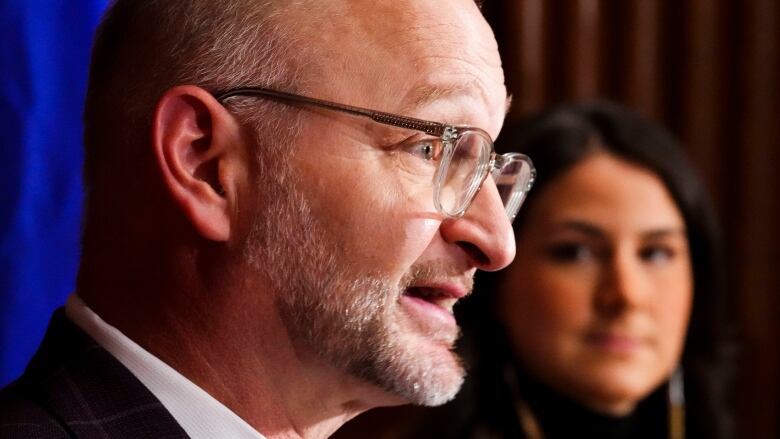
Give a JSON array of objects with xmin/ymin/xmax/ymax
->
[{"xmin": 152, "ymin": 85, "xmax": 242, "ymax": 242}]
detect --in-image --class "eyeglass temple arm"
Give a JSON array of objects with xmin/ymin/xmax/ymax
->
[{"xmin": 215, "ymin": 87, "xmax": 447, "ymax": 137}]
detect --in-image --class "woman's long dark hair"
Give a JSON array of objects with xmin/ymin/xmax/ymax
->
[{"xmin": 461, "ymin": 101, "xmax": 737, "ymax": 438}]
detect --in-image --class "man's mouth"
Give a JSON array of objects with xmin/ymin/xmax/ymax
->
[
  {"xmin": 399, "ymin": 283, "xmax": 469, "ymax": 331},
  {"xmin": 403, "ymin": 287, "xmax": 459, "ymax": 313}
]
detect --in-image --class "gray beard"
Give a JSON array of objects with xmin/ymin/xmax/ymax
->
[{"xmin": 242, "ymin": 162, "xmax": 464, "ymax": 406}]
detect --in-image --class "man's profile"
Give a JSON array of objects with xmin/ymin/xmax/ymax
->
[{"xmin": 0, "ymin": 0, "xmax": 534, "ymax": 437}]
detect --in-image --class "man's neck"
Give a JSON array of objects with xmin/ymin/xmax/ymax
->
[{"xmin": 77, "ymin": 275, "xmax": 393, "ymax": 438}]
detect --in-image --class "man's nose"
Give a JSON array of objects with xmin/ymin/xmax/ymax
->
[{"xmin": 439, "ymin": 177, "xmax": 516, "ymax": 271}]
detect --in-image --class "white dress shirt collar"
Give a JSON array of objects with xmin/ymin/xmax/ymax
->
[{"xmin": 65, "ymin": 293, "xmax": 266, "ymax": 439}]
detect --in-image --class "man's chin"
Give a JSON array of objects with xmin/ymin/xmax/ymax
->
[{"xmin": 375, "ymin": 330, "xmax": 466, "ymax": 406}]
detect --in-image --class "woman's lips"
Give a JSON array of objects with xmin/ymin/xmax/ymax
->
[{"xmin": 584, "ymin": 332, "xmax": 647, "ymax": 354}]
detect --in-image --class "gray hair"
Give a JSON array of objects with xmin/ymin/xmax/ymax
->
[
  {"xmin": 80, "ymin": 0, "xmax": 317, "ymax": 254},
  {"xmin": 83, "ymin": 0, "xmax": 313, "ymax": 203}
]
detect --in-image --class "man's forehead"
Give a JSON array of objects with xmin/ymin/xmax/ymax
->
[
  {"xmin": 297, "ymin": 0, "xmax": 494, "ymax": 55},
  {"xmin": 294, "ymin": 0, "xmax": 507, "ymax": 133}
]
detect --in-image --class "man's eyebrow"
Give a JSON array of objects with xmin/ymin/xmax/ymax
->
[
  {"xmin": 400, "ymin": 82, "xmax": 473, "ymax": 114},
  {"xmin": 399, "ymin": 81, "xmax": 511, "ymax": 124}
]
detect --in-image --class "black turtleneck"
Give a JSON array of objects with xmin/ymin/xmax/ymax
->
[{"xmin": 514, "ymin": 366, "xmax": 669, "ymax": 439}]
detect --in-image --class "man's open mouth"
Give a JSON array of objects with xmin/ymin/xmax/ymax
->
[{"xmin": 403, "ymin": 287, "xmax": 459, "ymax": 314}]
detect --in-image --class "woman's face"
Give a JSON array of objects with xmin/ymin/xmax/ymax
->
[{"xmin": 499, "ymin": 152, "xmax": 692, "ymax": 415}]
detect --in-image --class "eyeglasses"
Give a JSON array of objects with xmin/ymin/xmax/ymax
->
[{"xmin": 213, "ymin": 86, "xmax": 535, "ymax": 221}]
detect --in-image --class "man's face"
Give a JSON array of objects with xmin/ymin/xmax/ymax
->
[{"xmin": 244, "ymin": 0, "xmax": 511, "ymax": 406}]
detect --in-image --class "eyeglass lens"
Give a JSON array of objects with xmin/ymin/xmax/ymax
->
[
  {"xmin": 493, "ymin": 154, "xmax": 534, "ymax": 221},
  {"xmin": 436, "ymin": 132, "xmax": 533, "ymax": 220},
  {"xmin": 436, "ymin": 131, "xmax": 491, "ymax": 216}
]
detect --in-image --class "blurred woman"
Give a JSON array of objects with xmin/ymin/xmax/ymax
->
[{"xmin": 441, "ymin": 102, "xmax": 736, "ymax": 439}]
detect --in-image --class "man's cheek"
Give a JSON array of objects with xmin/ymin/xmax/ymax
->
[{"xmin": 389, "ymin": 217, "xmax": 442, "ymax": 266}]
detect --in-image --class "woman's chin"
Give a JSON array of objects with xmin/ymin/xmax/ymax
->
[{"xmin": 558, "ymin": 365, "xmax": 667, "ymax": 416}]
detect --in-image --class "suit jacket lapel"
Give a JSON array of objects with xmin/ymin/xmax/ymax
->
[{"xmin": 20, "ymin": 309, "xmax": 190, "ymax": 439}]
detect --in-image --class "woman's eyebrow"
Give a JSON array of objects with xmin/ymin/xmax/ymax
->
[
  {"xmin": 552, "ymin": 221, "xmax": 685, "ymax": 240},
  {"xmin": 553, "ymin": 220, "xmax": 605, "ymax": 238},
  {"xmin": 641, "ymin": 228, "xmax": 687, "ymax": 240}
]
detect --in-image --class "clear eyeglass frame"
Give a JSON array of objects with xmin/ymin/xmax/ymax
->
[{"xmin": 213, "ymin": 86, "xmax": 536, "ymax": 222}]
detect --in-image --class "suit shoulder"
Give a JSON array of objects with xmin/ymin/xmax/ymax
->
[{"xmin": 0, "ymin": 381, "xmax": 70, "ymax": 438}]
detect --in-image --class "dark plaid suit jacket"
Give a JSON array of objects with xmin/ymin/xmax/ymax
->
[{"xmin": 0, "ymin": 309, "xmax": 189, "ymax": 438}]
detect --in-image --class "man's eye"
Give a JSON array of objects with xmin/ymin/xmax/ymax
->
[{"xmin": 406, "ymin": 139, "xmax": 443, "ymax": 161}]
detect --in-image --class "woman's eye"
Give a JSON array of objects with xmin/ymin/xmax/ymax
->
[
  {"xmin": 546, "ymin": 243, "xmax": 594, "ymax": 263},
  {"xmin": 639, "ymin": 245, "xmax": 675, "ymax": 264}
]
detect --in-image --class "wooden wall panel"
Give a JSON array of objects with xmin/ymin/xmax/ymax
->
[
  {"xmin": 623, "ymin": 1, "xmax": 661, "ymax": 118},
  {"xmin": 679, "ymin": 0, "xmax": 723, "ymax": 194},
  {"xmin": 567, "ymin": 0, "xmax": 602, "ymax": 99},
  {"xmin": 515, "ymin": 0, "xmax": 547, "ymax": 115},
  {"xmin": 734, "ymin": 0, "xmax": 779, "ymax": 437}
]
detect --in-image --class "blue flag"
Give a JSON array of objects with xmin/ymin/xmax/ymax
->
[{"xmin": 0, "ymin": 0, "xmax": 109, "ymax": 386}]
